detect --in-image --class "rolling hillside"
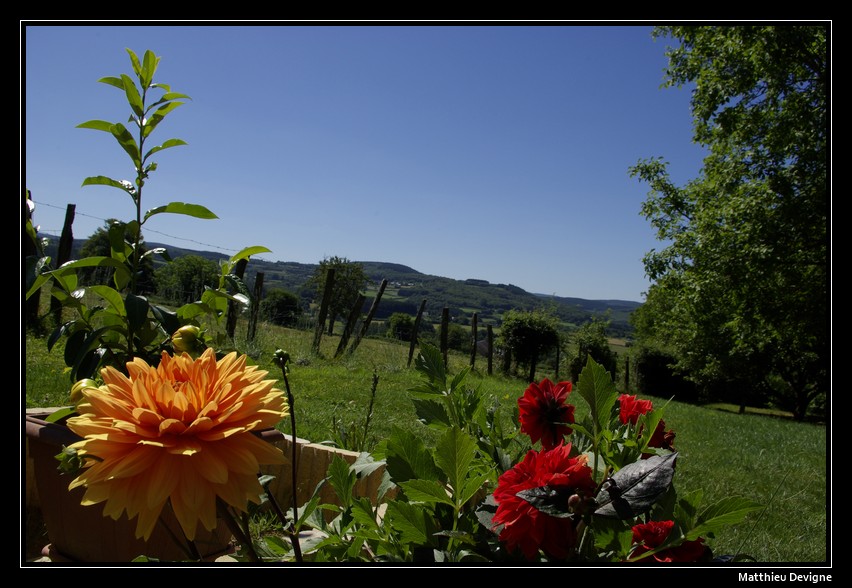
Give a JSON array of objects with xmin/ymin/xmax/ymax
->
[{"xmin": 39, "ymin": 236, "xmax": 641, "ymax": 336}]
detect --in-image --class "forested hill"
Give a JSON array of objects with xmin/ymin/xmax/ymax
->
[{"xmin": 42, "ymin": 237, "xmax": 641, "ymax": 336}]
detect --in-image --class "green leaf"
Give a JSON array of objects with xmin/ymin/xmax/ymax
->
[
  {"xmin": 76, "ymin": 119, "xmax": 117, "ymax": 132},
  {"xmin": 459, "ymin": 470, "xmax": 492, "ymax": 508},
  {"xmin": 142, "ymin": 138, "xmax": 188, "ymax": 160},
  {"xmin": 97, "ymin": 76, "xmax": 124, "ymax": 90},
  {"xmin": 109, "ymin": 122, "xmax": 141, "ymax": 168},
  {"xmin": 142, "ymin": 101, "xmax": 183, "ymax": 138},
  {"xmin": 120, "ymin": 73, "xmax": 144, "ymax": 117},
  {"xmin": 124, "ymin": 294, "xmax": 150, "ymax": 333},
  {"xmin": 411, "ymin": 398, "xmax": 451, "ymax": 429},
  {"xmin": 150, "ymin": 305, "xmax": 180, "ymax": 336},
  {"xmin": 81, "ymin": 175, "xmax": 136, "ymax": 195},
  {"xmin": 434, "ymin": 427, "xmax": 476, "ymax": 500},
  {"xmin": 576, "ymin": 356, "xmax": 619, "ymax": 436},
  {"xmin": 686, "ymin": 496, "xmax": 763, "ymax": 541},
  {"xmin": 413, "ymin": 344, "xmax": 447, "ymax": 390},
  {"xmin": 45, "ymin": 407, "xmax": 77, "ymax": 423},
  {"xmin": 143, "ymin": 201, "xmax": 218, "ymax": 222},
  {"xmin": 594, "ymin": 453, "xmax": 678, "ymax": 519},
  {"xmin": 230, "ymin": 246, "xmax": 272, "ymax": 263},
  {"xmin": 140, "ymin": 49, "xmax": 159, "ymax": 89},
  {"xmin": 384, "ymin": 426, "xmax": 441, "ymax": 484},
  {"xmin": 87, "ymin": 285, "xmax": 126, "ymax": 316},
  {"xmin": 399, "ymin": 479, "xmax": 454, "ymax": 507},
  {"xmin": 385, "ymin": 501, "xmax": 434, "ymax": 547},
  {"xmin": 326, "ymin": 456, "xmax": 356, "ymax": 510}
]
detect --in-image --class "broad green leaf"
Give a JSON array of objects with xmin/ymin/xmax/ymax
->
[
  {"xmin": 26, "ymin": 257, "xmax": 128, "ymax": 299},
  {"xmin": 81, "ymin": 175, "xmax": 136, "ymax": 194},
  {"xmin": 434, "ymin": 427, "xmax": 476, "ymax": 499},
  {"xmin": 230, "ymin": 245, "xmax": 272, "ymax": 263},
  {"xmin": 176, "ymin": 301, "xmax": 212, "ymax": 320},
  {"xmin": 76, "ymin": 119, "xmax": 116, "ymax": 132},
  {"xmin": 87, "ymin": 285, "xmax": 126, "ymax": 315},
  {"xmin": 124, "ymin": 294, "xmax": 150, "ymax": 333},
  {"xmin": 413, "ymin": 344, "xmax": 447, "ymax": 389},
  {"xmin": 411, "ymin": 398, "xmax": 451, "ymax": 429},
  {"xmin": 686, "ymin": 496, "xmax": 763, "ymax": 541},
  {"xmin": 120, "ymin": 73, "xmax": 144, "ymax": 117},
  {"xmin": 459, "ymin": 470, "xmax": 492, "ymax": 508},
  {"xmin": 385, "ymin": 501, "xmax": 434, "ymax": 547},
  {"xmin": 594, "ymin": 453, "xmax": 678, "ymax": 519},
  {"xmin": 143, "ymin": 137, "xmax": 188, "ymax": 160},
  {"xmin": 96, "ymin": 76, "xmax": 124, "ymax": 90},
  {"xmin": 109, "ymin": 122, "xmax": 141, "ymax": 168},
  {"xmin": 142, "ymin": 101, "xmax": 184, "ymax": 138},
  {"xmin": 576, "ymin": 356, "xmax": 619, "ymax": 435},
  {"xmin": 591, "ymin": 516, "xmax": 633, "ymax": 556},
  {"xmin": 326, "ymin": 456, "xmax": 355, "ymax": 510},
  {"xmin": 384, "ymin": 426, "xmax": 441, "ymax": 484},
  {"xmin": 150, "ymin": 305, "xmax": 180, "ymax": 336},
  {"xmin": 144, "ymin": 201, "xmax": 218, "ymax": 222},
  {"xmin": 45, "ymin": 407, "xmax": 77, "ymax": 423},
  {"xmin": 398, "ymin": 479, "xmax": 454, "ymax": 507},
  {"xmin": 349, "ymin": 497, "xmax": 381, "ymax": 530},
  {"xmin": 140, "ymin": 49, "xmax": 159, "ymax": 89},
  {"xmin": 126, "ymin": 48, "xmax": 142, "ymax": 79}
]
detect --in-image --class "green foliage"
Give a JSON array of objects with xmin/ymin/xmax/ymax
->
[
  {"xmin": 258, "ymin": 288, "xmax": 303, "ymax": 328},
  {"xmin": 568, "ymin": 317, "xmax": 617, "ymax": 383},
  {"xmin": 500, "ymin": 308, "xmax": 560, "ymax": 381},
  {"xmin": 306, "ymin": 256, "xmax": 369, "ymax": 335},
  {"xmin": 629, "ymin": 26, "xmax": 827, "ymax": 420},
  {"xmin": 78, "ymin": 220, "xmax": 157, "ymax": 293},
  {"xmin": 154, "ymin": 254, "xmax": 220, "ymax": 305},
  {"xmin": 24, "ymin": 48, "xmax": 268, "ymax": 384},
  {"xmin": 386, "ymin": 312, "xmax": 414, "ymax": 341}
]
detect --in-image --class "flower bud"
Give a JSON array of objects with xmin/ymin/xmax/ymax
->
[
  {"xmin": 172, "ymin": 325, "xmax": 202, "ymax": 354},
  {"xmin": 69, "ymin": 378, "xmax": 98, "ymax": 404},
  {"xmin": 273, "ymin": 349, "xmax": 291, "ymax": 369}
]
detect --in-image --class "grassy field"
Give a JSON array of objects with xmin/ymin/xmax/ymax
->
[{"xmin": 24, "ymin": 321, "xmax": 829, "ymax": 563}]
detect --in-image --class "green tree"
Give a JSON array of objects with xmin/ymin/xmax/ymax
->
[
  {"xmin": 500, "ymin": 308, "xmax": 560, "ymax": 383},
  {"xmin": 567, "ymin": 317, "xmax": 618, "ymax": 384},
  {"xmin": 155, "ymin": 254, "xmax": 220, "ymax": 305},
  {"xmin": 629, "ymin": 25, "xmax": 827, "ymax": 420},
  {"xmin": 79, "ymin": 220, "xmax": 156, "ymax": 293},
  {"xmin": 386, "ymin": 312, "xmax": 414, "ymax": 341},
  {"xmin": 259, "ymin": 288, "xmax": 303, "ymax": 327},
  {"xmin": 306, "ymin": 256, "xmax": 369, "ymax": 335}
]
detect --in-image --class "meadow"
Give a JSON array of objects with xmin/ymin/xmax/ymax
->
[{"xmin": 24, "ymin": 320, "xmax": 829, "ymax": 563}]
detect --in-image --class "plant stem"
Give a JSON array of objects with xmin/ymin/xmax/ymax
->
[{"xmin": 280, "ymin": 367, "xmax": 304, "ymax": 563}]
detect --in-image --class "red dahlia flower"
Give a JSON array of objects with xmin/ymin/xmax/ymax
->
[
  {"xmin": 492, "ymin": 443, "xmax": 596, "ymax": 560},
  {"xmin": 518, "ymin": 379, "xmax": 576, "ymax": 450},
  {"xmin": 618, "ymin": 393, "xmax": 654, "ymax": 425},
  {"xmin": 628, "ymin": 520, "xmax": 709, "ymax": 562}
]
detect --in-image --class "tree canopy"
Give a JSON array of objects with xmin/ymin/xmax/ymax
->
[
  {"xmin": 306, "ymin": 256, "xmax": 370, "ymax": 335},
  {"xmin": 629, "ymin": 25, "xmax": 828, "ymax": 420}
]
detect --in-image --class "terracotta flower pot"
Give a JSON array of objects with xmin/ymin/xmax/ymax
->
[{"xmin": 25, "ymin": 410, "xmax": 234, "ymax": 562}]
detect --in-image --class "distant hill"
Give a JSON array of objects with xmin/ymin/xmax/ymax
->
[{"xmin": 39, "ymin": 236, "xmax": 641, "ymax": 336}]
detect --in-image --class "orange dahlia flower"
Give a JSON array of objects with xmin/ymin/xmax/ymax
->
[{"xmin": 65, "ymin": 348, "xmax": 288, "ymax": 541}]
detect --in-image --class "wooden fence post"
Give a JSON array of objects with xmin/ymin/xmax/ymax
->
[
  {"xmin": 247, "ymin": 272, "xmax": 264, "ymax": 343},
  {"xmin": 51, "ymin": 204, "xmax": 76, "ymax": 326},
  {"xmin": 335, "ymin": 293, "xmax": 366, "ymax": 358},
  {"xmin": 486, "ymin": 325, "xmax": 494, "ymax": 375},
  {"xmin": 440, "ymin": 307, "xmax": 449, "ymax": 369},
  {"xmin": 469, "ymin": 312, "xmax": 478, "ymax": 369},
  {"xmin": 225, "ymin": 258, "xmax": 249, "ymax": 340},
  {"xmin": 408, "ymin": 298, "xmax": 428, "ymax": 368},
  {"xmin": 312, "ymin": 268, "xmax": 335, "ymax": 355},
  {"xmin": 348, "ymin": 279, "xmax": 387, "ymax": 355}
]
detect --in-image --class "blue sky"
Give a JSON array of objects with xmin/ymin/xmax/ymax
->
[{"xmin": 23, "ymin": 23, "xmax": 707, "ymax": 302}]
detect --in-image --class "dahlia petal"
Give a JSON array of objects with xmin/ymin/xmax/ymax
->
[{"xmin": 159, "ymin": 418, "xmax": 187, "ymax": 434}]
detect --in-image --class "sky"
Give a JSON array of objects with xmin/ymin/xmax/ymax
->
[{"xmin": 22, "ymin": 23, "xmax": 708, "ymax": 302}]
